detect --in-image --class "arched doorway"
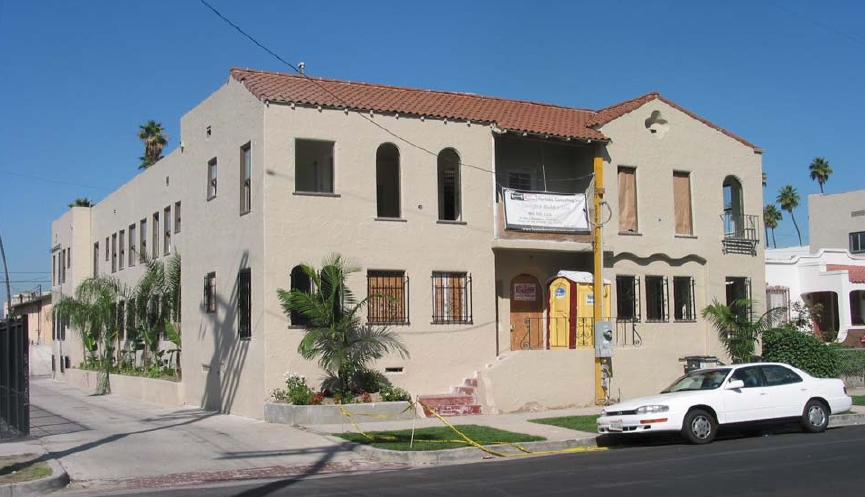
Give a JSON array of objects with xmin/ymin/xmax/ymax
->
[{"xmin": 510, "ymin": 274, "xmax": 543, "ymax": 350}]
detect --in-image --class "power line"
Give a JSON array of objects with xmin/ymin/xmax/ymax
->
[
  {"xmin": 0, "ymin": 168, "xmax": 110, "ymax": 191},
  {"xmin": 199, "ymin": 0, "xmax": 524, "ymax": 177},
  {"xmin": 772, "ymin": 1, "xmax": 865, "ymax": 48}
]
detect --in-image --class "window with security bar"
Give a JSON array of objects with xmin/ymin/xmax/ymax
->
[
  {"xmin": 616, "ymin": 275, "xmax": 640, "ymax": 322},
  {"xmin": 367, "ymin": 271, "xmax": 409, "ymax": 325},
  {"xmin": 237, "ymin": 269, "xmax": 251, "ymax": 339},
  {"xmin": 204, "ymin": 272, "xmax": 216, "ymax": 313},
  {"xmin": 431, "ymin": 272, "xmax": 472, "ymax": 324},
  {"xmin": 673, "ymin": 276, "xmax": 696, "ymax": 322},
  {"xmin": 645, "ymin": 275, "xmax": 668, "ymax": 322}
]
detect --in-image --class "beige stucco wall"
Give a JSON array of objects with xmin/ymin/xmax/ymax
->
[
  {"xmin": 601, "ymin": 98, "xmax": 765, "ymax": 364},
  {"xmin": 809, "ymin": 190, "xmax": 865, "ymax": 253},
  {"xmin": 261, "ymin": 104, "xmax": 497, "ymax": 403}
]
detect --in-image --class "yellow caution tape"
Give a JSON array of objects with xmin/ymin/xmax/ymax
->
[{"xmin": 337, "ymin": 400, "xmax": 607, "ymax": 458}]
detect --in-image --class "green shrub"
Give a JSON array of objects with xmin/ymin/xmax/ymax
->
[
  {"xmin": 271, "ymin": 373, "xmax": 318, "ymax": 405},
  {"xmin": 833, "ymin": 348, "xmax": 865, "ymax": 378},
  {"xmin": 380, "ymin": 386, "xmax": 412, "ymax": 402},
  {"xmin": 762, "ymin": 327, "xmax": 839, "ymax": 378}
]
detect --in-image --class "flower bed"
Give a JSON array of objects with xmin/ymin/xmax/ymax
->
[
  {"xmin": 65, "ymin": 368, "xmax": 185, "ymax": 406},
  {"xmin": 264, "ymin": 400, "xmax": 416, "ymax": 426}
]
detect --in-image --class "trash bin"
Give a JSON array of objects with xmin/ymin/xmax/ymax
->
[{"xmin": 680, "ymin": 355, "xmax": 721, "ymax": 374}]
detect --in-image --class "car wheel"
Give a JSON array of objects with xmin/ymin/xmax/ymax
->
[
  {"xmin": 682, "ymin": 408, "xmax": 716, "ymax": 444},
  {"xmin": 801, "ymin": 400, "xmax": 829, "ymax": 433}
]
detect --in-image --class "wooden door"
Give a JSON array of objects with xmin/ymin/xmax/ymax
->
[{"xmin": 510, "ymin": 274, "xmax": 543, "ymax": 350}]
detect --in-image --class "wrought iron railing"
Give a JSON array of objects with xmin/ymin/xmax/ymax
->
[
  {"xmin": 721, "ymin": 213, "xmax": 760, "ymax": 255},
  {"xmin": 511, "ymin": 316, "xmax": 643, "ymax": 350},
  {"xmin": 1, "ymin": 316, "xmax": 30, "ymax": 439}
]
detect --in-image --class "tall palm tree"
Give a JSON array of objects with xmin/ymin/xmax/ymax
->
[
  {"xmin": 763, "ymin": 204, "xmax": 782, "ymax": 248},
  {"xmin": 777, "ymin": 185, "xmax": 802, "ymax": 246},
  {"xmin": 53, "ymin": 276, "xmax": 128, "ymax": 394},
  {"xmin": 702, "ymin": 299, "xmax": 779, "ymax": 364},
  {"xmin": 131, "ymin": 254, "xmax": 182, "ymax": 369},
  {"xmin": 68, "ymin": 198, "xmax": 93, "ymax": 208},
  {"xmin": 276, "ymin": 254, "xmax": 409, "ymax": 395},
  {"xmin": 808, "ymin": 157, "xmax": 833, "ymax": 194},
  {"xmin": 138, "ymin": 120, "xmax": 169, "ymax": 169}
]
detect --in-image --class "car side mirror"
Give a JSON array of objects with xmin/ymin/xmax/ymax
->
[{"xmin": 726, "ymin": 379, "xmax": 745, "ymax": 389}]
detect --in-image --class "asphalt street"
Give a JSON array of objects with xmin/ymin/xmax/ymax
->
[{"xmin": 83, "ymin": 425, "xmax": 865, "ymax": 497}]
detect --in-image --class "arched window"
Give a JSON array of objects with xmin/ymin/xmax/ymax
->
[
  {"xmin": 723, "ymin": 176, "xmax": 744, "ymax": 236},
  {"xmin": 437, "ymin": 148, "xmax": 461, "ymax": 221},
  {"xmin": 290, "ymin": 265, "xmax": 312, "ymax": 327},
  {"xmin": 376, "ymin": 143, "xmax": 401, "ymax": 218}
]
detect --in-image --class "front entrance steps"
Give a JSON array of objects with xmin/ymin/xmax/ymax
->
[{"xmin": 417, "ymin": 377, "xmax": 482, "ymax": 417}]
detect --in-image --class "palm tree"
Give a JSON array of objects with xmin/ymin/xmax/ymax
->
[
  {"xmin": 777, "ymin": 185, "xmax": 802, "ymax": 246},
  {"xmin": 702, "ymin": 299, "xmax": 779, "ymax": 363},
  {"xmin": 763, "ymin": 204, "xmax": 782, "ymax": 248},
  {"xmin": 276, "ymin": 254, "xmax": 409, "ymax": 395},
  {"xmin": 68, "ymin": 198, "xmax": 93, "ymax": 208},
  {"xmin": 808, "ymin": 157, "xmax": 833, "ymax": 194},
  {"xmin": 138, "ymin": 120, "xmax": 169, "ymax": 169},
  {"xmin": 131, "ymin": 254, "xmax": 181, "ymax": 370},
  {"xmin": 53, "ymin": 276, "xmax": 128, "ymax": 394}
]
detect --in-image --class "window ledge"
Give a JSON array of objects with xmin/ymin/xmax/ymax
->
[
  {"xmin": 674, "ymin": 320, "xmax": 697, "ymax": 323},
  {"xmin": 430, "ymin": 321, "xmax": 473, "ymax": 325},
  {"xmin": 293, "ymin": 191, "xmax": 341, "ymax": 198},
  {"xmin": 207, "ymin": 195, "xmax": 216, "ymax": 202},
  {"xmin": 436, "ymin": 220, "xmax": 467, "ymax": 226},
  {"xmin": 646, "ymin": 320, "xmax": 669, "ymax": 323},
  {"xmin": 287, "ymin": 325, "xmax": 308, "ymax": 330},
  {"xmin": 239, "ymin": 210, "xmax": 251, "ymax": 217},
  {"xmin": 619, "ymin": 231, "xmax": 642, "ymax": 236},
  {"xmin": 675, "ymin": 234, "xmax": 698, "ymax": 239},
  {"xmin": 375, "ymin": 217, "xmax": 407, "ymax": 223}
]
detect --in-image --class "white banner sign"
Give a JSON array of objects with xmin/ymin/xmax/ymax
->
[{"xmin": 503, "ymin": 189, "xmax": 589, "ymax": 232}]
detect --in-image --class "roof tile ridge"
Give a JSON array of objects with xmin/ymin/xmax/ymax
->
[
  {"xmin": 653, "ymin": 94, "xmax": 759, "ymax": 150},
  {"xmin": 595, "ymin": 91, "xmax": 660, "ymax": 114},
  {"xmin": 228, "ymin": 67, "xmax": 596, "ymax": 114}
]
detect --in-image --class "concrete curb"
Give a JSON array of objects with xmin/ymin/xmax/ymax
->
[
  {"xmin": 0, "ymin": 458, "xmax": 69, "ymax": 497},
  {"xmin": 321, "ymin": 434, "xmax": 599, "ymax": 466},
  {"xmin": 829, "ymin": 412, "xmax": 865, "ymax": 428}
]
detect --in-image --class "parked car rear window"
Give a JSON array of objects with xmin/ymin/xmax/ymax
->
[{"xmin": 762, "ymin": 365, "xmax": 803, "ymax": 386}]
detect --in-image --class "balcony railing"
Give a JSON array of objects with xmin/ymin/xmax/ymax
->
[
  {"xmin": 511, "ymin": 317, "xmax": 643, "ymax": 351},
  {"xmin": 721, "ymin": 213, "xmax": 759, "ymax": 256}
]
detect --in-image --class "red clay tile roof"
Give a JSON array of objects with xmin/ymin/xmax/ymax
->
[
  {"xmin": 827, "ymin": 264, "xmax": 865, "ymax": 284},
  {"xmin": 229, "ymin": 68, "xmax": 758, "ymax": 150},
  {"xmin": 591, "ymin": 92, "xmax": 760, "ymax": 151}
]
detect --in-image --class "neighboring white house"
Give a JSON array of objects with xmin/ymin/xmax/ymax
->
[{"xmin": 766, "ymin": 247, "xmax": 865, "ymax": 345}]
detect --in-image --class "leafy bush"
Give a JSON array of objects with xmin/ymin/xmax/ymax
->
[
  {"xmin": 380, "ymin": 386, "xmax": 412, "ymax": 402},
  {"xmin": 762, "ymin": 327, "xmax": 839, "ymax": 378},
  {"xmin": 271, "ymin": 373, "xmax": 320, "ymax": 405},
  {"xmin": 834, "ymin": 348, "xmax": 865, "ymax": 378}
]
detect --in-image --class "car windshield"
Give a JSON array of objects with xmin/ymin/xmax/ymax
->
[{"xmin": 661, "ymin": 368, "xmax": 731, "ymax": 393}]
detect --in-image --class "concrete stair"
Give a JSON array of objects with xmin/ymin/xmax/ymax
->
[{"xmin": 418, "ymin": 377, "xmax": 483, "ymax": 417}]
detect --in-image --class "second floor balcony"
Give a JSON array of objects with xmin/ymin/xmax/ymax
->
[{"xmin": 721, "ymin": 213, "xmax": 760, "ymax": 256}]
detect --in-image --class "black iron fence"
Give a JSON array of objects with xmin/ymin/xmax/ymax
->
[
  {"xmin": 512, "ymin": 317, "xmax": 643, "ymax": 350},
  {"xmin": 1, "ymin": 315, "xmax": 30, "ymax": 439}
]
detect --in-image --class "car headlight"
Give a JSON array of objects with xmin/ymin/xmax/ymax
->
[{"xmin": 636, "ymin": 405, "xmax": 669, "ymax": 414}]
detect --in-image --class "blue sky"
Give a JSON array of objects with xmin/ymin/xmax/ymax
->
[{"xmin": 1, "ymin": 0, "xmax": 864, "ymax": 305}]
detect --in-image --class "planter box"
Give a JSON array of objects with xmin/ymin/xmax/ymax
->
[
  {"xmin": 265, "ymin": 401, "xmax": 415, "ymax": 426},
  {"xmin": 64, "ymin": 368, "xmax": 185, "ymax": 406}
]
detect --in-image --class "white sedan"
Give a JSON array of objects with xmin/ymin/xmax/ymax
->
[{"xmin": 597, "ymin": 362, "xmax": 852, "ymax": 444}]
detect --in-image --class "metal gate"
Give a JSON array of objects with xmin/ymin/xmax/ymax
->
[{"xmin": 0, "ymin": 315, "xmax": 29, "ymax": 439}]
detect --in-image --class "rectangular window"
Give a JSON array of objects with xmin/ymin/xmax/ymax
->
[
  {"xmin": 93, "ymin": 243, "xmax": 99, "ymax": 278},
  {"xmin": 52, "ymin": 254, "xmax": 56, "ymax": 285},
  {"xmin": 367, "ymin": 271, "xmax": 409, "ymax": 325},
  {"xmin": 295, "ymin": 139, "xmax": 334, "ymax": 193},
  {"xmin": 507, "ymin": 171, "xmax": 534, "ymax": 191},
  {"xmin": 67, "ymin": 247, "xmax": 71, "ymax": 268},
  {"xmin": 431, "ymin": 272, "xmax": 472, "ymax": 324},
  {"xmin": 164, "ymin": 206, "xmax": 171, "ymax": 255},
  {"xmin": 174, "ymin": 201, "xmax": 181, "ymax": 233},
  {"xmin": 615, "ymin": 275, "xmax": 640, "ymax": 322},
  {"xmin": 152, "ymin": 212, "xmax": 159, "ymax": 259},
  {"xmin": 119, "ymin": 229, "xmax": 125, "ymax": 270},
  {"xmin": 673, "ymin": 276, "xmax": 696, "ymax": 322},
  {"xmin": 111, "ymin": 234, "xmax": 117, "ymax": 273},
  {"xmin": 726, "ymin": 276, "xmax": 751, "ymax": 320},
  {"xmin": 645, "ymin": 276, "xmax": 668, "ymax": 322},
  {"xmin": 618, "ymin": 166, "xmax": 638, "ymax": 233},
  {"xmin": 240, "ymin": 143, "xmax": 251, "ymax": 214},
  {"xmin": 767, "ymin": 287, "xmax": 790, "ymax": 328},
  {"xmin": 850, "ymin": 231, "xmax": 865, "ymax": 253},
  {"xmin": 207, "ymin": 158, "xmax": 218, "ymax": 199},
  {"xmin": 204, "ymin": 272, "xmax": 217, "ymax": 313},
  {"xmin": 673, "ymin": 171, "xmax": 693, "ymax": 235},
  {"xmin": 105, "ymin": 237, "xmax": 109, "ymax": 261},
  {"xmin": 237, "ymin": 268, "xmax": 251, "ymax": 339},
  {"xmin": 140, "ymin": 218, "xmax": 147, "ymax": 262},
  {"xmin": 129, "ymin": 225, "xmax": 136, "ymax": 267}
]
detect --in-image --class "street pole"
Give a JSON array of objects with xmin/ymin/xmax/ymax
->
[
  {"xmin": 0, "ymin": 217, "xmax": 12, "ymax": 317},
  {"xmin": 592, "ymin": 153, "xmax": 605, "ymax": 404}
]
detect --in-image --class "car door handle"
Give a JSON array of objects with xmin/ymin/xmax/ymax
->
[{"xmin": 759, "ymin": 392, "xmax": 768, "ymax": 396}]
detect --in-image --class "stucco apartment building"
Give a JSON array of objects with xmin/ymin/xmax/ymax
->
[
  {"xmin": 50, "ymin": 68, "xmax": 765, "ymax": 418},
  {"xmin": 765, "ymin": 189, "xmax": 865, "ymax": 346}
]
